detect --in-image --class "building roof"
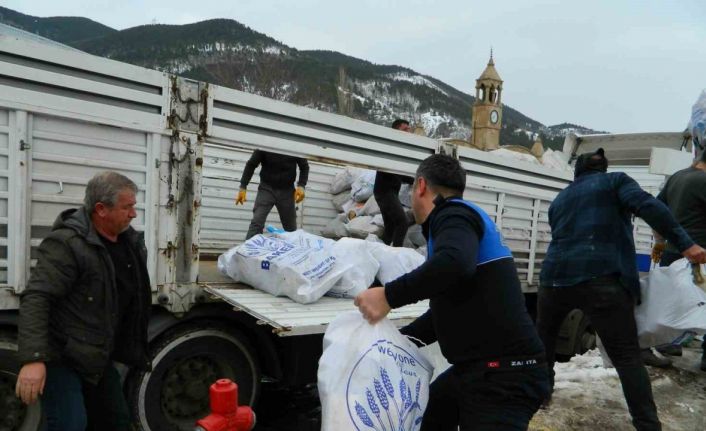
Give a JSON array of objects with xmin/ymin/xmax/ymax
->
[{"xmin": 477, "ymin": 52, "xmax": 502, "ymax": 83}]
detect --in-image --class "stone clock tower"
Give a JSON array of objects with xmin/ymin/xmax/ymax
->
[{"xmin": 471, "ymin": 51, "xmax": 503, "ymax": 150}]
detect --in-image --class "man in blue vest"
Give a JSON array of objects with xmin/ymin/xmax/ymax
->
[{"xmin": 355, "ymin": 154, "xmax": 549, "ymax": 430}]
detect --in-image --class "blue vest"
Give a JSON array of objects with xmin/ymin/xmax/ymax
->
[{"xmin": 427, "ymin": 199, "xmax": 512, "ymax": 265}]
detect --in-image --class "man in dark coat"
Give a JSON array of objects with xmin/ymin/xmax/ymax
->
[{"xmin": 16, "ymin": 171, "xmax": 152, "ymax": 431}]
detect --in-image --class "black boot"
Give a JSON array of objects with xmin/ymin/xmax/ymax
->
[
  {"xmin": 615, "ymin": 366, "xmax": 662, "ymax": 431},
  {"xmin": 641, "ymin": 348, "xmax": 672, "ymax": 368},
  {"xmin": 656, "ymin": 344, "xmax": 682, "ymax": 357}
]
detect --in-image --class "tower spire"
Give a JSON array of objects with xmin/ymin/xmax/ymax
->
[{"xmin": 489, "ymin": 47, "xmax": 494, "ymax": 65}]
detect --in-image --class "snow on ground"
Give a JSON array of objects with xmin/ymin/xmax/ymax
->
[{"xmin": 530, "ymin": 344, "xmax": 706, "ymax": 431}]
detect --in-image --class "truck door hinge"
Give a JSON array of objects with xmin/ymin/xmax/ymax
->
[{"xmin": 19, "ymin": 139, "xmax": 30, "ymax": 151}]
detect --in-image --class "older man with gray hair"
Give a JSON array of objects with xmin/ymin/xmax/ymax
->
[{"xmin": 15, "ymin": 171, "xmax": 152, "ymax": 431}]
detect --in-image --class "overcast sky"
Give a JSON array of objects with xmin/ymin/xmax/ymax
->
[{"xmin": 5, "ymin": 0, "xmax": 706, "ymax": 133}]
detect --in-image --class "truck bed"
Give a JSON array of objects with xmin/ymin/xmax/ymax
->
[{"xmin": 198, "ymin": 260, "xmax": 429, "ymax": 336}]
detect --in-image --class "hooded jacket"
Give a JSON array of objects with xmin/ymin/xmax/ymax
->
[{"xmin": 18, "ymin": 207, "xmax": 151, "ymax": 384}]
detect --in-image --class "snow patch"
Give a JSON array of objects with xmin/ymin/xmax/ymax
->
[
  {"xmin": 553, "ymin": 350, "xmax": 619, "ymax": 390},
  {"xmin": 386, "ymin": 72, "xmax": 449, "ymax": 96},
  {"xmin": 263, "ymin": 45, "xmax": 284, "ymax": 55}
]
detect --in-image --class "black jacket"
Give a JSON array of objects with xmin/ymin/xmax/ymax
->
[
  {"xmin": 385, "ymin": 196, "xmax": 544, "ymax": 365},
  {"xmin": 239, "ymin": 150, "xmax": 309, "ymax": 190},
  {"xmin": 18, "ymin": 208, "xmax": 151, "ymax": 384}
]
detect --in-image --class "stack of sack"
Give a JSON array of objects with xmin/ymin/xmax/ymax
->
[
  {"xmin": 325, "ymin": 167, "xmax": 426, "ymax": 251},
  {"xmin": 218, "ymin": 229, "xmax": 426, "ymax": 304}
]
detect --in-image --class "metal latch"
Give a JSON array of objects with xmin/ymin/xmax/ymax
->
[
  {"xmin": 168, "ymin": 76, "xmax": 206, "ymax": 133},
  {"xmin": 19, "ymin": 139, "xmax": 30, "ymax": 151}
]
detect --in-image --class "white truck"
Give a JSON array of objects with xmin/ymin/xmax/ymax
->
[{"xmin": 3, "ymin": 24, "xmax": 690, "ymax": 431}]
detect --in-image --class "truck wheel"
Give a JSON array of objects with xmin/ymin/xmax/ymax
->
[
  {"xmin": 0, "ymin": 332, "xmax": 43, "ymax": 431},
  {"xmin": 126, "ymin": 324, "xmax": 260, "ymax": 431},
  {"xmin": 572, "ymin": 313, "xmax": 596, "ymax": 356},
  {"xmin": 556, "ymin": 310, "xmax": 596, "ymax": 361}
]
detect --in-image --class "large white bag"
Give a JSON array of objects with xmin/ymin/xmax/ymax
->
[
  {"xmin": 351, "ymin": 170, "xmax": 377, "ymax": 202},
  {"xmin": 321, "ymin": 214, "xmax": 350, "ymax": 239},
  {"xmin": 399, "ymin": 183, "xmax": 412, "ymax": 208},
  {"xmin": 327, "ymin": 238, "xmax": 380, "ymax": 298},
  {"xmin": 270, "ymin": 229, "xmax": 335, "ymax": 250},
  {"xmin": 332, "ymin": 190, "xmax": 353, "ymax": 212},
  {"xmin": 331, "ymin": 167, "xmax": 363, "ymax": 194},
  {"xmin": 217, "ymin": 234, "xmax": 347, "ymax": 304},
  {"xmin": 635, "ymin": 259, "xmax": 706, "ymax": 348},
  {"xmin": 366, "ymin": 241, "xmax": 426, "ymax": 285},
  {"xmin": 347, "ymin": 216, "xmax": 385, "ymax": 239},
  {"xmin": 318, "ymin": 312, "xmax": 432, "ymax": 431}
]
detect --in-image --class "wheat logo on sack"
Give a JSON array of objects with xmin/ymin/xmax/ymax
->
[
  {"xmin": 237, "ymin": 236, "xmax": 295, "ymax": 259},
  {"xmin": 346, "ymin": 339, "xmax": 430, "ymax": 431}
]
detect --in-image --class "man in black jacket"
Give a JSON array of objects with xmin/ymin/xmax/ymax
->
[
  {"xmin": 356, "ymin": 154, "xmax": 549, "ymax": 430},
  {"xmin": 16, "ymin": 171, "xmax": 151, "ymax": 431},
  {"xmin": 538, "ymin": 149, "xmax": 706, "ymax": 430},
  {"xmin": 374, "ymin": 119, "xmax": 414, "ymax": 246},
  {"xmin": 651, "ymin": 132, "xmax": 706, "ymax": 371},
  {"xmin": 236, "ymin": 150, "xmax": 309, "ymax": 239}
]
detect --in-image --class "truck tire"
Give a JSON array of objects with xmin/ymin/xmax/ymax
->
[
  {"xmin": 126, "ymin": 324, "xmax": 260, "ymax": 431},
  {"xmin": 556, "ymin": 310, "xmax": 596, "ymax": 361},
  {"xmin": 0, "ymin": 331, "xmax": 42, "ymax": 431}
]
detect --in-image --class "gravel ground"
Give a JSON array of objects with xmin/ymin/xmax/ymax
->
[{"xmin": 530, "ymin": 341, "xmax": 706, "ymax": 431}]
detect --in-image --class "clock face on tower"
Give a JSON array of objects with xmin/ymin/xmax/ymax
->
[{"xmin": 490, "ymin": 110, "xmax": 499, "ymax": 124}]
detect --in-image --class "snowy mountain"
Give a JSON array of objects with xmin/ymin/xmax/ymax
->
[{"xmin": 0, "ymin": 7, "xmax": 605, "ymax": 149}]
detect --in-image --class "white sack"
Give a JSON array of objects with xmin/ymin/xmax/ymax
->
[
  {"xmin": 318, "ymin": 312, "xmax": 432, "ymax": 431},
  {"xmin": 342, "ymin": 199, "xmax": 361, "ymax": 216},
  {"xmin": 371, "ymin": 214, "xmax": 385, "ymax": 227},
  {"xmin": 332, "ymin": 191, "xmax": 353, "ymax": 212},
  {"xmin": 217, "ymin": 234, "xmax": 347, "ymax": 304},
  {"xmin": 635, "ymin": 259, "xmax": 706, "ymax": 348},
  {"xmin": 271, "ymin": 229, "xmax": 335, "ymax": 250},
  {"xmin": 347, "ymin": 216, "xmax": 385, "ymax": 239},
  {"xmin": 327, "ymin": 238, "xmax": 380, "ymax": 298},
  {"xmin": 366, "ymin": 234, "xmax": 384, "ymax": 243},
  {"xmin": 541, "ymin": 148, "xmax": 573, "ymax": 173},
  {"xmin": 321, "ymin": 214, "xmax": 349, "ymax": 239},
  {"xmin": 331, "ymin": 167, "xmax": 363, "ymax": 194},
  {"xmin": 688, "ymin": 89, "xmax": 706, "ymax": 148},
  {"xmin": 351, "ymin": 170, "xmax": 377, "ymax": 202},
  {"xmin": 359, "ymin": 195, "xmax": 381, "ymax": 216},
  {"xmin": 405, "ymin": 224, "xmax": 426, "ymax": 248},
  {"xmin": 399, "ymin": 183, "xmax": 412, "ymax": 208},
  {"xmin": 365, "ymin": 240, "xmax": 426, "ymax": 285}
]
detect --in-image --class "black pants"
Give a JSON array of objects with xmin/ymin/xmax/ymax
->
[
  {"xmin": 420, "ymin": 363, "xmax": 549, "ymax": 430},
  {"xmin": 42, "ymin": 363, "xmax": 131, "ymax": 431},
  {"xmin": 537, "ymin": 276, "xmax": 661, "ymax": 431},
  {"xmin": 375, "ymin": 188, "xmax": 408, "ymax": 247},
  {"xmin": 660, "ymin": 251, "xmax": 706, "ymax": 354},
  {"xmin": 245, "ymin": 183, "xmax": 297, "ymax": 239}
]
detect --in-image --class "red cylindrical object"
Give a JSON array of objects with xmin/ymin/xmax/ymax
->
[
  {"xmin": 210, "ymin": 379, "xmax": 238, "ymax": 415},
  {"xmin": 195, "ymin": 379, "xmax": 255, "ymax": 431}
]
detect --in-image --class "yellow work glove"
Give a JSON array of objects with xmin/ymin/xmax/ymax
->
[
  {"xmin": 294, "ymin": 186, "xmax": 306, "ymax": 204},
  {"xmin": 651, "ymin": 242, "xmax": 665, "ymax": 263},
  {"xmin": 235, "ymin": 189, "xmax": 247, "ymax": 205}
]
